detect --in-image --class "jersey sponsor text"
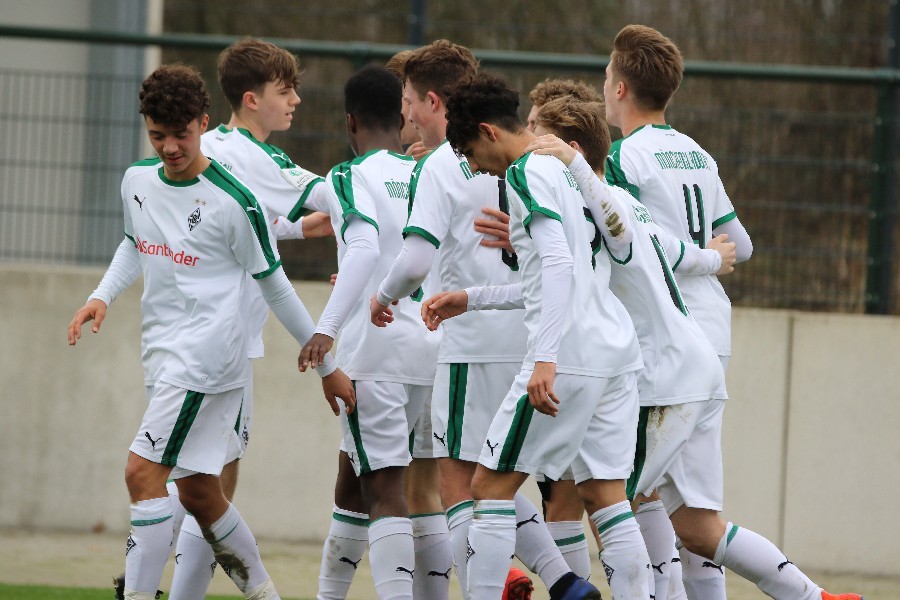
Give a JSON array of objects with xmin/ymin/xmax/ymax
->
[{"xmin": 136, "ymin": 237, "xmax": 200, "ymax": 266}]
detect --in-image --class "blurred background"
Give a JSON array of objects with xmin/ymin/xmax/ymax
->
[{"xmin": 1, "ymin": 0, "xmax": 898, "ymax": 314}]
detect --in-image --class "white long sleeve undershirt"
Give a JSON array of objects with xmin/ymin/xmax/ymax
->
[
  {"xmin": 376, "ymin": 234, "xmax": 437, "ymax": 306},
  {"xmin": 713, "ymin": 217, "xmax": 753, "ymax": 263},
  {"xmin": 88, "ymin": 238, "xmax": 140, "ymax": 305},
  {"xmin": 567, "ymin": 152, "xmax": 634, "ymax": 253},
  {"xmin": 315, "ymin": 218, "xmax": 380, "ymax": 339}
]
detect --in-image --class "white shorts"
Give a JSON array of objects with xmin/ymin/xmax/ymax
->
[
  {"xmin": 130, "ymin": 382, "xmax": 244, "ymax": 478},
  {"xmin": 339, "ymin": 380, "xmax": 430, "ymax": 476},
  {"xmin": 224, "ymin": 366, "xmax": 253, "ymax": 463},
  {"xmin": 478, "ymin": 369, "xmax": 639, "ymax": 484},
  {"xmin": 431, "ymin": 362, "xmax": 520, "ymax": 462},
  {"xmin": 409, "ymin": 391, "xmax": 436, "ymax": 459},
  {"xmin": 628, "ymin": 399, "xmax": 725, "ymax": 514}
]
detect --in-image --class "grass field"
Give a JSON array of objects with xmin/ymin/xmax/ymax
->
[{"xmin": 0, "ymin": 583, "xmax": 269, "ymax": 600}]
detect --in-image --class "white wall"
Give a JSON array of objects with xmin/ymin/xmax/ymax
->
[{"xmin": 1, "ymin": 264, "xmax": 897, "ymax": 575}]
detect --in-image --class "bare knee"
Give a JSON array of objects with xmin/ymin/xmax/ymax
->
[
  {"xmin": 544, "ymin": 480, "xmax": 585, "ymax": 522},
  {"xmin": 124, "ymin": 452, "xmax": 170, "ymax": 501}
]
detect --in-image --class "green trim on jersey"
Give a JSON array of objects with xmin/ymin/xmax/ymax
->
[
  {"xmin": 447, "ymin": 500, "xmax": 474, "ymax": 518},
  {"xmin": 606, "ymin": 242, "xmax": 634, "ymax": 265},
  {"xmin": 626, "ymin": 406, "xmax": 650, "ymax": 501},
  {"xmin": 406, "ymin": 141, "xmax": 446, "ymax": 220},
  {"xmin": 650, "ymin": 234, "xmax": 689, "ymax": 316},
  {"xmin": 131, "ymin": 156, "xmax": 162, "ymax": 168},
  {"xmin": 447, "ymin": 363, "xmax": 469, "ymax": 460},
  {"xmin": 671, "ymin": 241, "xmax": 687, "ymax": 271},
  {"xmin": 507, "ymin": 153, "xmax": 562, "ymax": 235},
  {"xmin": 387, "ymin": 150, "xmax": 416, "ymax": 162},
  {"xmin": 329, "ymin": 156, "xmax": 379, "ymax": 241},
  {"xmin": 161, "ymin": 391, "xmax": 205, "ymax": 466},
  {"xmin": 333, "ymin": 511, "xmax": 369, "ymax": 527},
  {"xmin": 287, "ymin": 179, "xmax": 325, "ymax": 223},
  {"xmin": 605, "ymin": 140, "xmax": 640, "ymax": 200},
  {"xmin": 596, "ymin": 510, "xmax": 635, "ymax": 534},
  {"xmin": 131, "ymin": 515, "xmax": 172, "ymax": 527},
  {"xmin": 403, "ymin": 226, "xmax": 440, "ymax": 249},
  {"xmin": 157, "ymin": 168, "xmax": 200, "ymax": 187},
  {"xmin": 496, "ymin": 395, "xmax": 535, "ymax": 472},
  {"xmin": 124, "ymin": 232, "xmax": 136, "ymax": 246},
  {"xmin": 231, "ymin": 126, "xmax": 297, "ymax": 169},
  {"xmin": 203, "ymin": 160, "xmax": 280, "ymax": 275},
  {"xmin": 712, "ymin": 211, "xmax": 737, "ymax": 230},
  {"xmin": 347, "ymin": 382, "xmax": 372, "ymax": 474}
]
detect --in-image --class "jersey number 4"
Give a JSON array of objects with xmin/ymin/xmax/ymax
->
[{"xmin": 682, "ymin": 183, "xmax": 706, "ymax": 248}]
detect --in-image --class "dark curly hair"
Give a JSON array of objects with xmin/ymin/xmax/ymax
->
[
  {"xmin": 445, "ymin": 71, "xmax": 521, "ymax": 154},
  {"xmin": 139, "ymin": 64, "xmax": 211, "ymax": 129}
]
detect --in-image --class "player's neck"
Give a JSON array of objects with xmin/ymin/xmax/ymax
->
[
  {"xmin": 164, "ymin": 154, "xmax": 210, "ymax": 182},
  {"xmin": 356, "ymin": 130, "xmax": 404, "ymax": 156},
  {"xmin": 227, "ymin": 113, "xmax": 271, "ymax": 143},
  {"xmin": 421, "ymin": 118, "xmax": 447, "ymax": 149},
  {"xmin": 617, "ymin": 108, "xmax": 667, "ymax": 138}
]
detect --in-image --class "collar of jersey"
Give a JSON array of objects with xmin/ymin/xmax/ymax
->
[
  {"xmin": 629, "ymin": 123, "xmax": 673, "ymax": 137},
  {"xmin": 217, "ymin": 124, "xmax": 259, "ymax": 141},
  {"xmin": 157, "ymin": 166, "xmax": 201, "ymax": 187}
]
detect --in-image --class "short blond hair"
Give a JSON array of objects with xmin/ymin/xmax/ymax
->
[
  {"xmin": 610, "ymin": 24, "xmax": 683, "ymax": 111},
  {"xmin": 529, "ymin": 78, "xmax": 603, "ymax": 108},
  {"xmin": 536, "ymin": 97, "xmax": 610, "ymax": 173}
]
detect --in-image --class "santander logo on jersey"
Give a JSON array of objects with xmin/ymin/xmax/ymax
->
[{"xmin": 136, "ymin": 236, "xmax": 200, "ymax": 266}]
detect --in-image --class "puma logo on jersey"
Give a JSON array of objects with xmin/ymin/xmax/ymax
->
[
  {"xmin": 652, "ymin": 561, "xmax": 666, "ymax": 574},
  {"xmin": 188, "ymin": 207, "xmax": 201, "ymax": 231},
  {"xmin": 428, "ymin": 568, "xmax": 451, "ymax": 579},
  {"xmin": 395, "ymin": 566, "xmax": 414, "ymax": 576},
  {"xmin": 334, "ymin": 171, "xmax": 348, "ymax": 179},
  {"xmin": 245, "ymin": 205, "xmax": 259, "ymax": 213},
  {"xmin": 144, "ymin": 432, "xmax": 163, "ymax": 450},
  {"xmin": 777, "ymin": 559, "xmax": 793, "ymax": 572},
  {"xmin": 133, "ymin": 195, "xmax": 145, "ymax": 210},
  {"xmin": 485, "ymin": 439, "xmax": 499, "ymax": 455},
  {"xmin": 702, "ymin": 561, "xmax": 724, "ymax": 573},
  {"xmin": 270, "ymin": 152, "xmax": 289, "ymax": 162},
  {"xmin": 340, "ymin": 556, "xmax": 362, "ymax": 569},
  {"xmin": 433, "ymin": 432, "xmax": 446, "ymax": 446},
  {"xmin": 516, "ymin": 514, "xmax": 539, "ymax": 529}
]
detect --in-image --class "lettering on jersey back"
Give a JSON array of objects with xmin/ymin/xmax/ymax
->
[
  {"xmin": 563, "ymin": 169, "xmax": 580, "ymax": 191},
  {"xmin": 653, "ymin": 150, "xmax": 709, "ymax": 171},
  {"xmin": 384, "ymin": 180, "xmax": 410, "ymax": 200},
  {"xmin": 459, "ymin": 161, "xmax": 476, "ymax": 180}
]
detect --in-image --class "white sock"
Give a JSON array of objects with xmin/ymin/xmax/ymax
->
[
  {"xmin": 446, "ymin": 500, "xmax": 474, "ymax": 599},
  {"xmin": 166, "ymin": 480, "xmax": 187, "ymax": 549},
  {"xmin": 411, "ymin": 512, "xmax": 452, "ymax": 600},
  {"xmin": 667, "ymin": 554, "xmax": 688, "ymax": 600},
  {"xmin": 546, "ymin": 520, "xmax": 591, "ymax": 580},
  {"xmin": 368, "ymin": 516, "xmax": 415, "ymax": 600},
  {"xmin": 169, "ymin": 515, "xmax": 216, "ymax": 600},
  {"xmin": 635, "ymin": 500, "xmax": 675, "ymax": 600},
  {"xmin": 317, "ymin": 507, "xmax": 369, "ymax": 600},
  {"xmin": 591, "ymin": 500, "xmax": 651, "ymax": 600},
  {"xmin": 679, "ymin": 544, "xmax": 726, "ymax": 600},
  {"xmin": 467, "ymin": 499, "xmax": 516, "ymax": 600},
  {"xmin": 124, "ymin": 496, "xmax": 174, "ymax": 596},
  {"xmin": 717, "ymin": 523, "xmax": 821, "ymax": 600},
  {"xmin": 513, "ymin": 492, "xmax": 570, "ymax": 588},
  {"xmin": 201, "ymin": 503, "xmax": 277, "ymax": 597}
]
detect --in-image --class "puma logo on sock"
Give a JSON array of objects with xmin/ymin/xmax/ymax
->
[
  {"xmin": 653, "ymin": 561, "xmax": 666, "ymax": 574},
  {"xmin": 516, "ymin": 514, "xmax": 539, "ymax": 528},
  {"xmin": 702, "ymin": 561, "xmax": 724, "ymax": 573},
  {"xmin": 428, "ymin": 568, "xmax": 452, "ymax": 578},
  {"xmin": 777, "ymin": 559, "xmax": 794, "ymax": 572},
  {"xmin": 395, "ymin": 566, "xmax": 415, "ymax": 576},
  {"xmin": 340, "ymin": 556, "xmax": 362, "ymax": 569}
]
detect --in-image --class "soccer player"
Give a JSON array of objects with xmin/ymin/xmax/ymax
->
[
  {"xmin": 67, "ymin": 64, "xmax": 354, "ymax": 600},
  {"xmin": 295, "ymin": 64, "xmax": 449, "ymax": 600},
  {"xmin": 597, "ymin": 24, "xmax": 861, "ymax": 600},
  {"xmin": 425, "ymin": 71, "xmax": 650, "ymax": 600},
  {"xmin": 80, "ymin": 38, "xmax": 335, "ymax": 598},
  {"xmin": 371, "ymin": 40, "xmax": 601, "ymax": 600},
  {"xmin": 526, "ymin": 78, "xmax": 603, "ymax": 132},
  {"xmin": 526, "ymin": 96, "xmax": 734, "ymax": 600}
]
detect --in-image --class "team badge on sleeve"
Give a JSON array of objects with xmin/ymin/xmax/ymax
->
[{"xmin": 280, "ymin": 166, "xmax": 322, "ymax": 193}]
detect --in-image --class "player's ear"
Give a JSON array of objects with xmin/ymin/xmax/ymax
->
[
  {"xmin": 426, "ymin": 90, "xmax": 441, "ymax": 112},
  {"xmin": 346, "ymin": 113, "xmax": 357, "ymax": 134},
  {"xmin": 199, "ymin": 114, "xmax": 209, "ymax": 133},
  {"xmin": 478, "ymin": 122, "xmax": 497, "ymax": 142},
  {"xmin": 242, "ymin": 89, "xmax": 258, "ymax": 111}
]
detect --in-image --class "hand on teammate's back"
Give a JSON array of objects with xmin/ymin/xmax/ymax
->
[
  {"xmin": 67, "ymin": 298, "xmax": 109, "ymax": 346},
  {"xmin": 300, "ymin": 211, "xmax": 335, "ymax": 239},
  {"xmin": 524, "ymin": 134, "xmax": 578, "ymax": 166},
  {"xmin": 406, "ymin": 141, "xmax": 432, "ymax": 161},
  {"xmin": 708, "ymin": 233, "xmax": 736, "ymax": 275},
  {"xmin": 321, "ymin": 368, "xmax": 356, "ymax": 415},
  {"xmin": 420, "ymin": 290, "xmax": 468, "ymax": 331},
  {"xmin": 475, "ymin": 207, "xmax": 514, "ymax": 252}
]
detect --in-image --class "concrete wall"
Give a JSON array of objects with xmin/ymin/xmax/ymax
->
[{"xmin": 1, "ymin": 264, "xmax": 897, "ymax": 575}]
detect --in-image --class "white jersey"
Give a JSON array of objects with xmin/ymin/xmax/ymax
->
[
  {"xmin": 404, "ymin": 141, "xmax": 527, "ymax": 363},
  {"xmin": 121, "ymin": 157, "xmax": 281, "ymax": 393},
  {"xmin": 320, "ymin": 149, "xmax": 440, "ymax": 384},
  {"xmin": 201, "ymin": 125, "xmax": 323, "ymax": 358},
  {"xmin": 606, "ymin": 125, "xmax": 736, "ymax": 356},
  {"xmin": 506, "ymin": 152, "xmax": 642, "ymax": 377},
  {"xmin": 603, "ymin": 188, "xmax": 727, "ymax": 405}
]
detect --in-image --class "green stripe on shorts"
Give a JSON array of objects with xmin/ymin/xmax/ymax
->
[
  {"xmin": 496, "ymin": 395, "xmax": 534, "ymax": 471},
  {"xmin": 447, "ymin": 363, "xmax": 468, "ymax": 459},
  {"xmin": 626, "ymin": 406, "xmax": 650, "ymax": 501},
  {"xmin": 161, "ymin": 390, "xmax": 205, "ymax": 467},
  {"xmin": 347, "ymin": 382, "xmax": 372, "ymax": 473}
]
